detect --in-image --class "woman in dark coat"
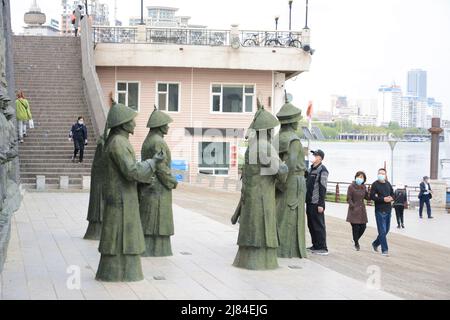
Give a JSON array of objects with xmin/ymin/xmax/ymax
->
[
  {"xmin": 346, "ymin": 171, "xmax": 369, "ymax": 251},
  {"xmin": 393, "ymin": 183, "xmax": 407, "ymax": 229}
]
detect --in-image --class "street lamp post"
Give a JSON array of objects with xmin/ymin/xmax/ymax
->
[
  {"xmin": 305, "ymin": 0, "xmax": 309, "ymax": 28},
  {"xmin": 139, "ymin": 0, "xmax": 144, "ymax": 25},
  {"xmin": 388, "ymin": 137, "xmax": 398, "ymax": 185},
  {"xmin": 275, "ymin": 16, "xmax": 279, "ymax": 31},
  {"xmin": 288, "ymin": 1, "xmax": 293, "ymax": 31}
]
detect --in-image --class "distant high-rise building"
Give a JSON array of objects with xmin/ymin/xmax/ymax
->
[
  {"xmin": 377, "ymin": 84, "xmax": 402, "ymax": 126},
  {"xmin": 129, "ymin": 6, "xmax": 206, "ymax": 28},
  {"xmin": 401, "ymin": 96, "xmax": 428, "ymax": 129},
  {"xmin": 407, "ymin": 69, "xmax": 427, "ymax": 99}
]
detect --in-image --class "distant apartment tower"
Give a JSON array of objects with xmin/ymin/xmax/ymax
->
[
  {"xmin": 401, "ymin": 96, "xmax": 428, "ymax": 128},
  {"xmin": 129, "ymin": 6, "xmax": 206, "ymax": 28},
  {"xmin": 377, "ymin": 85, "xmax": 402, "ymax": 126},
  {"xmin": 407, "ymin": 69, "xmax": 427, "ymax": 99}
]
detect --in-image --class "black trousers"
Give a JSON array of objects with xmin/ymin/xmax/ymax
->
[
  {"xmin": 394, "ymin": 206, "xmax": 405, "ymax": 226},
  {"xmin": 73, "ymin": 138, "xmax": 85, "ymax": 161},
  {"xmin": 351, "ymin": 223, "xmax": 366, "ymax": 245},
  {"xmin": 419, "ymin": 198, "xmax": 432, "ymax": 218},
  {"xmin": 306, "ymin": 203, "xmax": 327, "ymax": 250}
]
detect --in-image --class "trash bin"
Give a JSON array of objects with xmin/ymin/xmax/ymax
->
[{"xmin": 171, "ymin": 160, "xmax": 188, "ymax": 182}]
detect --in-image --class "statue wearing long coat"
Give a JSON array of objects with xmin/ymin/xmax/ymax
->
[
  {"xmin": 84, "ymin": 135, "xmax": 106, "ymax": 240},
  {"xmin": 232, "ymin": 135, "xmax": 288, "ymax": 270},
  {"xmin": 275, "ymin": 128, "xmax": 307, "ymax": 258},
  {"xmin": 95, "ymin": 128, "xmax": 155, "ymax": 282},
  {"xmin": 139, "ymin": 130, "xmax": 177, "ymax": 256}
]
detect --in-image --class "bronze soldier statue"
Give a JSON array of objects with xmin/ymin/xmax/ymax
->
[
  {"xmin": 231, "ymin": 104, "xmax": 288, "ymax": 270},
  {"xmin": 83, "ymin": 97, "xmax": 115, "ymax": 240},
  {"xmin": 139, "ymin": 107, "xmax": 178, "ymax": 257},
  {"xmin": 83, "ymin": 133, "xmax": 107, "ymax": 240},
  {"xmin": 95, "ymin": 103, "xmax": 162, "ymax": 282},
  {"xmin": 275, "ymin": 100, "xmax": 307, "ymax": 258}
]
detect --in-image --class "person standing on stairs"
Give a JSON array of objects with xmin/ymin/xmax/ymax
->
[
  {"xmin": 69, "ymin": 116, "xmax": 88, "ymax": 163},
  {"xmin": 73, "ymin": 5, "xmax": 83, "ymax": 37},
  {"xmin": 15, "ymin": 90, "xmax": 32, "ymax": 143}
]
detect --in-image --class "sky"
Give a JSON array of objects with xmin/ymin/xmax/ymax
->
[{"xmin": 10, "ymin": 0, "xmax": 450, "ymax": 119}]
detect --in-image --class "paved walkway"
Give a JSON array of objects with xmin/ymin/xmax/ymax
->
[
  {"xmin": 325, "ymin": 202, "xmax": 450, "ymax": 249},
  {"xmin": 0, "ymin": 192, "xmax": 399, "ymax": 300}
]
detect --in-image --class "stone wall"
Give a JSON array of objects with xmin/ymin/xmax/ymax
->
[{"xmin": 0, "ymin": 0, "xmax": 22, "ymax": 273}]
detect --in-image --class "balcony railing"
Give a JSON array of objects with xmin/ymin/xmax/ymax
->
[
  {"xmin": 93, "ymin": 26, "xmax": 304, "ymax": 49},
  {"xmin": 93, "ymin": 26, "xmax": 137, "ymax": 44}
]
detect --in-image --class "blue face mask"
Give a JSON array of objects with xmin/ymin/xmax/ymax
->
[
  {"xmin": 355, "ymin": 178, "xmax": 364, "ymax": 185},
  {"xmin": 377, "ymin": 174, "xmax": 386, "ymax": 182}
]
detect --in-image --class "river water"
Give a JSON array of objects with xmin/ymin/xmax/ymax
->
[{"xmin": 306, "ymin": 141, "xmax": 450, "ymax": 187}]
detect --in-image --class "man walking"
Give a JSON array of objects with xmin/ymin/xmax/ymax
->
[
  {"xmin": 69, "ymin": 116, "xmax": 87, "ymax": 163},
  {"xmin": 305, "ymin": 149, "xmax": 329, "ymax": 255},
  {"xmin": 418, "ymin": 176, "xmax": 433, "ymax": 219},
  {"xmin": 370, "ymin": 168, "xmax": 394, "ymax": 257}
]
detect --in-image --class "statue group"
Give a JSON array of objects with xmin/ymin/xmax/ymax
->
[
  {"xmin": 231, "ymin": 100, "xmax": 307, "ymax": 270},
  {"xmin": 86, "ymin": 98, "xmax": 306, "ymax": 282}
]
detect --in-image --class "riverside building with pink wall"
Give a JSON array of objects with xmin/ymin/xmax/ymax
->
[{"xmin": 92, "ymin": 19, "xmax": 312, "ymax": 188}]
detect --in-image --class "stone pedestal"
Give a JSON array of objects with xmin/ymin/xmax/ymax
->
[
  {"xmin": 429, "ymin": 180, "xmax": 448, "ymax": 214},
  {"xmin": 59, "ymin": 176, "xmax": 69, "ymax": 190},
  {"xmin": 137, "ymin": 25, "xmax": 146, "ymax": 43},
  {"xmin": 36, "ymin": 175, "xmax": 45, "ymax": 190},
  {"xmin": 82, "ymin": 176, "xmax": 91, "ymax": 190}
]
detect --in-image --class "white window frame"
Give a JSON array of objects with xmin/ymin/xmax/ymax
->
[
  {"xmin": 197, "ymin": 141, "xmax": 230, "ymax": 177},
  {"xmin": 210, "ymin": 83, "xmax": 256, "ymax": 114},
  {"xmin": 156, "ymin": 82, "xmax": 181, "ymax": 113},
  {"xmin": 115, "ymin": 81, "xmax": 141, "ymax": 112}
]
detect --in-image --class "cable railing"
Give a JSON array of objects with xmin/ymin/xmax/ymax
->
[{"xmin": 92, "ymin": 26, "xmax": 303, "ymax": 48}]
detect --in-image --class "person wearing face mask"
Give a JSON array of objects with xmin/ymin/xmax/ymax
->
[
  {"xmin": 370, "ymin": 168, "xmax": 394, "ymax": 257},
  {"xmin": 305, "ymin": 149, "xmax": 329, "ymax": 255},
  {"xmin": 69, "ymin": 116, "xmax": 88, "ymax": 163},
  {"xmin": 346, "ymin": 171, "xmax": 369, "ymax": 251}
]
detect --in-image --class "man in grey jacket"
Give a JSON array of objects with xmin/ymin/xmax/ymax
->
[{"xmin": 305, "ymin": 149, "xmax": 329, "ymax": 255}]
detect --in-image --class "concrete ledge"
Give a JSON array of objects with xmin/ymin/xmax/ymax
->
[
  {"xmin": 36, "ymin": 175, "xmax": 45, "ymax": 190},
  {"xmin": 82, "ymin": 176, "xmax": 91, "ymax": 190},
  {"xmin": 59, "ymin": 176, "xmax": 69, "ymax": 190}
]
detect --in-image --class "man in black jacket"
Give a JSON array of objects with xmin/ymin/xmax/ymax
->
[
  {"xmin": 370, "ymin": 168, "xmax": 394, "ymax": 256},
  {"xmin": 69, "ymin": 116, "xmax": 88, "ymax": 163},
  {"xmin": 305, "ymin": 149, "xmax": 329, "ymax": 255},
  {"xmin": 418, "ymin": 176, "xmax": 433, "ymax": 219}
]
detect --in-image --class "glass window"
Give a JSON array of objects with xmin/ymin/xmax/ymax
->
[
  {"xmin": 117, "ymin": 82, "xmax": 127, "ymax": 91},
  {"xmin": 168, "ymin": 84, "xmax": 179, "ymax": 112},
  {"xmin": 198, "ymin": 142, "xmax": 230, "ymax": 169},
  {"xmin": 212, "ymin": 95, "xmax": 220, "ymax": 112},
  {"xmin": 127, "ymin": 83, "xmax": 139, "ymax": 111},
  {"xmin": 158, "ymin": 83, "xmax": 167, "ymax": 92},
  {"xmin": 158, "ymin": 93, "xmax": 167, "ymax": 110},
  {"xmin": 222, "ymin": 86, "xmax": 243, "ymax": 113},
  {"xmin": 211, "ymin": 84, "xmax": 254, "ymax": 113},
  {"xmin": 157, "ymin": 83, "xmax": 180, "ymax": 112},
  {"xmin": 245, "ymin": 96, "xmax": 253, "ymax": 113},
  {"xmin": 118, "ymin": 92, "xmax": 126, "ymax": 105},
  {"xmin": 245, "ymin": 85, "xmax": 254, "ymax": 94},
  {"xmin": 116, "ymin": 82, "xmax": 139, "ymax": 111}
]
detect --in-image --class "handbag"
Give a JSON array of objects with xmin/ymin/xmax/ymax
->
[{"xmin": 28, "ymin": 119, "xmax": 34, "ymax": 129}]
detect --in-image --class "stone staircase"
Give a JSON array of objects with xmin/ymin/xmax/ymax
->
[{"xmin": 13, "ymin": 36, "xmax": 97, "ymax": 189}]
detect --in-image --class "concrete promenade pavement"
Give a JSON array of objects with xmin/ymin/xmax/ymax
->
[
  {"xmin": 325, "ymin": 202, "xmax": 450, "ymax": 249},
  {"xmin": 0, "ymin": 192, "xmax": 399, "ymax": 300}
]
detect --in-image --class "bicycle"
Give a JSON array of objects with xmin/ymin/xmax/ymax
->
[{"xmin": 265, "ymin": 33, "xmax": 302, "ymax": 48}]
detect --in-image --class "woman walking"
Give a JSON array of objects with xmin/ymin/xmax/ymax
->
[
  {"xmin": 15, "ymin": 90, "xmax": 32, "ymax": 143},
  {"xmin": 346, "ymin": 171, "xmax": 369, "ymax": 251},
  {"xmin": 393, "ymin": 183, "xmax": 407, "ymax": 228}
]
